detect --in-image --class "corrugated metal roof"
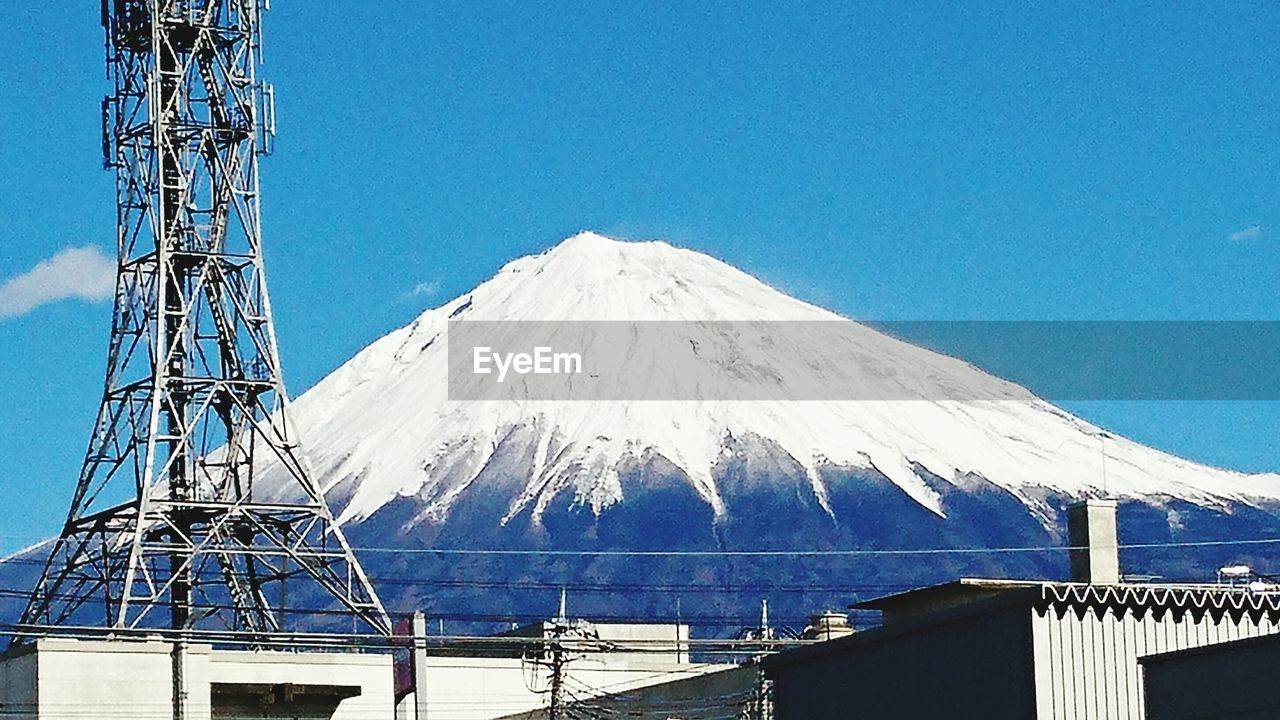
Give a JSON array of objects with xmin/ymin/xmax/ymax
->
[
  {"xmin": 851, "ymin": 577, "xmax": 1280, "ymax": 622},
  {"xmin": 1036, "ymin": 582, "xmax": 1280, "ymax": 623}
]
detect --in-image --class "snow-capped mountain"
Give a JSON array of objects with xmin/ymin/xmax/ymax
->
[
  {"xmin": 277, "ymin": 231, "xmax": 1278, "ymax": 537},
  {"xmin": 242, "ymin": 231, "xmax": 1280, "ymax": 626}
]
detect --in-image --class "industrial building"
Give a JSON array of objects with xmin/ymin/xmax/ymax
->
[
  {"xmin": 760, "ymin": 499, "xmax": 1280, "ymax": 719},
  {"xmin": 763, "ymin": 578, "xmax": 1280, "ymax": 719}
]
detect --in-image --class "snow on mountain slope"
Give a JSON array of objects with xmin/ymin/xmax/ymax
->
[{"xmin": 274, "ymin": 231, "xmax": 1279, "ymax": 531}]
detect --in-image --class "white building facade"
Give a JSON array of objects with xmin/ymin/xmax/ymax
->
[{"xmin": 0, "ymin": 637, "xmax": 395, "ymax": 720}]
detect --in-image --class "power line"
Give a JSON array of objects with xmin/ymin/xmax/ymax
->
[
  {"xmin": 351, "ymin": 537, "xmax": 1280, "ymax": 556},
  {"xmin": 3, "ymin": 535, "xmax": 1279, "ymax": 565}
]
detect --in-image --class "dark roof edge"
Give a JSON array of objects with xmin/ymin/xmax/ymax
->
[
  {"xmin": 850, "ymin": 578, "xmax": 1046, "ymax": 610},
  {"xmin": 1139, "ymin": 630, "xmax": 1280, "ymax": 666}
]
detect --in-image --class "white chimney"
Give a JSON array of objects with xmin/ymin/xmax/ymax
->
[{"xmin": 1067, "ymin": 498, "xmax": 1120, "ymax": 584}]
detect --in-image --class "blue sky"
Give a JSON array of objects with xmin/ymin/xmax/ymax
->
[{"xmin": 1, "ymin": 2, "xmax": 1278, "ymax": 553}]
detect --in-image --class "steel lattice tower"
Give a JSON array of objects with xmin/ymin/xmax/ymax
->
[{"xmin": 17, "ymin": 0, "xmax": 391, "ymax": 637}]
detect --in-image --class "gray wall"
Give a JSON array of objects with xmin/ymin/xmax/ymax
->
[
  {"xmin": 767, "ymin": 601, "xmax": 1036, "ymax": 720},
  {"xmin": 0, "ymin": 649, "xmax": 36, "ymax": 720},
  {"xmin": 576, "ymin": 665, "xmax": 758, "ymax": 720},
  {"xmin": 1143, "ymin": 637, "xmax": 1280, "ymax": 720}
]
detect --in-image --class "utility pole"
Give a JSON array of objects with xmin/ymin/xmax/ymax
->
[
  {"xmin": 548, "ymin": 633, "xmax": 566, "ymax": 720},
  {"xmin": 17, "ymin": 0, "xmax": 390, "ymax": 641},
  {"xmin": 747, "ymin": 599, "xmax": 774, "ymax": 720},
  {"xmin": 411, "ymin": 611, "xmax": 430, "ymax": 720},
  {"xmin": 171, "ymin": 640, "xmax": 190, "ymax": 720},
  {"xmin": 538, "ymin": 589, "xmax": 596, "ymax": 720},
  {"xmin": 548, "ymin": 589, "xmax": 569, "ymax": 720}
]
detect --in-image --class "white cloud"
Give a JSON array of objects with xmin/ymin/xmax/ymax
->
[
  {"xmin": 408, "ymin": 279, "xmax": 442, "ymax": 299},
  {"xmin": 0, "ymin": 246, "xmax": 116, "ymax": 320},
  {"xmin": 1229, "ymin": 225, "xmax": 1264, "ymax": 242}
]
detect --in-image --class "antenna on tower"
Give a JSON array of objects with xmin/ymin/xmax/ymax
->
[
  {"xmin": 15, "ymin": 0, "xmax": 389, "ymax": 641},
  {"xmin": 556, "ymin": 587, "xmax": 568, "ymax": 624}
]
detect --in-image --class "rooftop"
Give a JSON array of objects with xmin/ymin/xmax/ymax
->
[{"xmin": 853, "ymin": 578, "xmax": 1280, "ymax": 628}]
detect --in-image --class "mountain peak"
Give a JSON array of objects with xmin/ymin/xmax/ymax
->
[
  {"xmin": 433, "ymin": 232, "xmax": 834, "ymax": 324},
  {"xmin": 535, "ymin": 230, "xmax": 696, "ymax": 272},
  {"xmin": 555, "ymin": 230, "xmax": 630, "ymax": 249},
  {"xmin": 531, "ymin": 231, "xmax": 687, "ymax": 277}
]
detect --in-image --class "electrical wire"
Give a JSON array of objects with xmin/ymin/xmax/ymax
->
[{"xmin": 2, "ymin": 535, "xmax": 1280, "ymax": 564}]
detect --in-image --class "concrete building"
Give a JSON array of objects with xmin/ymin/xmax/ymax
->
[
  {"xmin": 0, "ymin": 637, "xmax": 395, "ymax": 720},
  {"xmin": 1141, "ymin": 631, "xmax": 1280, "ymax": 720},
  {"xmin": 397, "ymin": 620, "xmax": 736, "ymax": 720}
]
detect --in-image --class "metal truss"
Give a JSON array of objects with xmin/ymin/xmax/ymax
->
[{"xmin": 17, "ymin": 0, "xmax": 390, "ymax": 638}]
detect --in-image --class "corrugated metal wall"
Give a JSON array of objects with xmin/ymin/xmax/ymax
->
[{"xmin": 1032, "ymin": 605, "xmax": 1280, "ymax": 719}]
